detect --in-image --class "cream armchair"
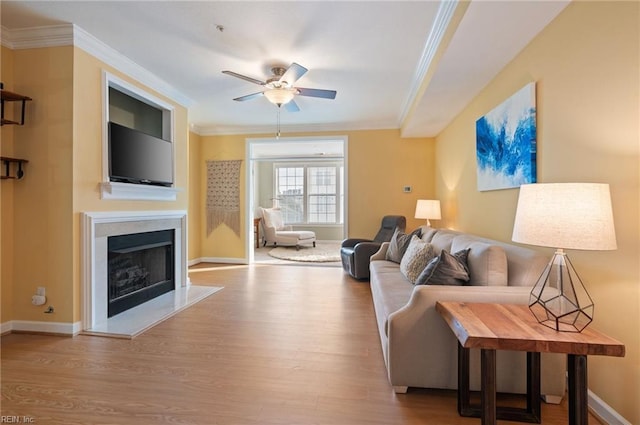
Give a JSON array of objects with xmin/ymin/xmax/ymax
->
[{"xmin": 259, "ymin": 207, "xmax": 316, "ymax": 250}]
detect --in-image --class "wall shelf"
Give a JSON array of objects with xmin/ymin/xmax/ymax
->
[
  {"xmin": 1, "ymin": 157, "xmax": 28, "ymax": 180},
  {"xmin": 1, "ymin": 87, "xmax": 32, "ymax": 126}
]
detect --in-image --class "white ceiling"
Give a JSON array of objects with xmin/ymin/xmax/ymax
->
[{"xmin": 1, "ymin": 1, "xmax": 569, "ymax": 138}]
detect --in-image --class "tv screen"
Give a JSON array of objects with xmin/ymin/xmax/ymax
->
[{"xmin": 108, "ymin": 121, "xmax": 173, "ymax": 186}]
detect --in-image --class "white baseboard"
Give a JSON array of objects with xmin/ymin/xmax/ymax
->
[
  {"xmin": 2, "ymin": 320, "xmax": 82, "ymax": 336},
  {"xmin": 1, "ymin": 320, "xmax": 13, "ymax": 335},
  {"xmin": 589, "ymin": 390, "xmax": 631, "ymax": 425},
  {"xmin": 190, "ymin": 257, "xmax": 248, "ymax": 265}
]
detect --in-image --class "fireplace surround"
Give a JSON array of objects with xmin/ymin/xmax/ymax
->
[{"xmin": 82, "ymin": 210, "xmax": 188, "ymax": 334}]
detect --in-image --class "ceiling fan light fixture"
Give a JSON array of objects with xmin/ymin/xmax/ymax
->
[{"xmin": 264, "ymin": 88, "xmax": 296, "ymax": 106}]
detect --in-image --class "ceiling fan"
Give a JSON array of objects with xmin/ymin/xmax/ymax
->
[{"xmin": 222, "ymin": 62, "xmax": 337, "ymax": 112}]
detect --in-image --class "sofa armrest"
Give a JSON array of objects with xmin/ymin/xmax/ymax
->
[
  {"xmin": 342, "ymin": 238, "xmax": 374, "ymax": 248},
  {"xmin": 353, "ymin": 241, "xmax": 382, "ymax": 258},
  {"xmin": 389, "ymin": 286, "xmax": 533, "ymax": 339},
  {"xmin": 386, "ymin": 286, "xmax": 532, "ymax": 384},
  {"xmin": 371, "ymin": 242, "xmax": 390, "ymax": 261}
]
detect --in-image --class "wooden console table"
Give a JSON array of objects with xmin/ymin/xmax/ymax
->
[{"xmin": 435, "ymin": 301, "xmax": 625, "ymax": 425}]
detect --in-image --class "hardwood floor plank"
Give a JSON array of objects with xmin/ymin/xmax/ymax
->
[{"xmin": 2, "ymin": 264, "xmax": 597, "ymax": 424}]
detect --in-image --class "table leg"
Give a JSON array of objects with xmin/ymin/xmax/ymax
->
[
  {"xmin": 568, "ymin": 354, "xmax": 588, "ymax": 425},
  {"xmin": 527, "ymin": 352, "xmax": 542, "ymax": 422},
  {"xmin": 481, "ymin": 348, "xmax": 497, "ymax": 425},
  {"xmin": 458, "ymin": 343, "xmax": 471, "ymax": 416},
  {"xmin": 457, "ymin": 345, "xmax": 540, "ymax": 424}
]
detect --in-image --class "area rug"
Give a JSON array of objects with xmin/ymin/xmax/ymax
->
[{"xmin": 268, "ymin": 242, "xmax": 341, "ymax": 263}]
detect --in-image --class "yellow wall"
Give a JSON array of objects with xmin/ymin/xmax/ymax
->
[
  {"xmin": 198, "ymin": 133, "xmax": 247, "ymax": 260},
  {"xmin": 1, "ymin": 45, "xmax": 16, "ymax": 324},
  {"xmin": 0, "ymin": 45, "xmax": 189, "ymax": 326},
  {"xmin": 435, "ymin": 2, "xmax": 639, "ymax": 422},
  {"xmin": 4, "ymin": 46, "xmax": 75, "ymax": 324},
  {"xmin": 195, "ymin": 129, "xmax": 435, "ymax": 261}
]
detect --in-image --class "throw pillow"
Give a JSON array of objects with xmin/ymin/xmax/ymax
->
[
  {"xmin": 263, "ymin": 208, "xmax": 284, "ymax": 230},
  {"xmin": 415, "ymin": 248, "xmax": 471, "ymax": 286},
  {"xmin": 399, "ymin": 235, "xmax": 436, "ymax": 284},
  {"xmin": 386, "ymin": 228, "xmax": 422, "ymax": 263}
]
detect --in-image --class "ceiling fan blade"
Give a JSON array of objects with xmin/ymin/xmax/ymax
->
[
  {"xmin": 279, "ymin": 62, "xmax": 308, "ymax": 86},
  {"xmin": 222, "ymin": 70, "xmax": 266, "ymax": 86},
  {"xmin": 233, "ymin": 92, "xmax": 264, "ymax": 102},
  {"xmin": 295, "ymin": 87, "xmax": 337, "ymax": 100},
  {"xmin": 283, "ymin": 99, "xmax": 300, "ymax": 112}
]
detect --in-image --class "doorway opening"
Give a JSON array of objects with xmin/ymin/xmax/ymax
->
[{"xmin": 246, "ymin": 136, "xmax": 348, "ymax": 263}]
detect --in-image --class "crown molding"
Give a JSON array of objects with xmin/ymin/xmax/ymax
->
[
  {"xmin": 1, "ymin": 24, "xmax": 193, "ymax": 108},
  {"xmin": 72, "ymin": 25, "xmax": 193, "ymax": 107},
  {"xmin": 397, "ymin": 0, "xmax": 465, "ymax": 126},
  {"xmin": 1, "ymin": 24, "xmax": 73, "ymax": 49}
]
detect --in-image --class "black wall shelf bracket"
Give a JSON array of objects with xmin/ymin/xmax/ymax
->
[
  {"xmin": 1, "ymin": 157, "xmax": 28, "ymax": 180},
  {"xmin": 1, "ymin": 84, "xmax": 32, "ymax": 126}
]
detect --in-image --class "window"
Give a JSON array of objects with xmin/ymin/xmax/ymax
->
[{"xmin": 275, "ymin": 163, "xmax": 344, "ymax": 224}]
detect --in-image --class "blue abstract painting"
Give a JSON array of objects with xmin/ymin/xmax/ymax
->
[{"xmin": 476, "ymin": 82, "xmax": 537, "ymax": 191}]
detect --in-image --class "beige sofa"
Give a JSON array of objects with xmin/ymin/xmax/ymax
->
[{"xmin": 369, "ymin": 226, "xmax": 566, "ymax": 401}]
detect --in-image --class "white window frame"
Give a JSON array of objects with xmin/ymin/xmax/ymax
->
[{"xmin": 274, "ymin": 162, "xmax": 344, "ymax": 225}]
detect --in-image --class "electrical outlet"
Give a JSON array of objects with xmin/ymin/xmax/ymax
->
[{"xmin": 36, "ymin": 287, "xmax": 46, "ymax": 297}]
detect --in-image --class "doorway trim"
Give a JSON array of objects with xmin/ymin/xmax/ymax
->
[{"xmin": 245, "ymin": 136, "xmax": 349, "ymax": 263}]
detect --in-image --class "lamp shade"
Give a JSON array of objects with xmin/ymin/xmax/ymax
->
[
  {"xmin": 512, "ymin": 183, "xmax": 616, "ymax": 251},
  {"xmin": 415, "ymin": 199, "xmax": 441, "ymax": 220},
  {"xmin": 263, "ymin": 88, "xmax": 295, "ymax": 105}
]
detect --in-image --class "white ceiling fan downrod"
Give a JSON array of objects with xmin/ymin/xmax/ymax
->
[{"xmin": 276, "ymin": 107, "xmax": 282, "ymax": 139}]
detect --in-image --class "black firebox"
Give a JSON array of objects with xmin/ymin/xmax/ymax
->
[{"xmin": 107, "ymin": 229, "xmax": 175, "ymax": 318}]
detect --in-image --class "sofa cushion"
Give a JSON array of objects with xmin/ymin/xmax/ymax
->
[
  {"xmin": 451, "ymin": 236, "xmax": 508, "ymax": 286},
  {"xmin": 415, "ymin": 248, "xmax": 470, "ymax": 286},
  {"xmin": 430, "ymin": 230, "xmax": 457, "ymax": 253},
  {"xmin": 420, "ymin": 226, "xmax": 438, "ymax": 243},
  {"xmin": 399, "ymin": 235, "xmax": 436, "ymax": 284},
  {"xmin": 386, "ymin": 228, "xmax": 422, "ymax": 263}
]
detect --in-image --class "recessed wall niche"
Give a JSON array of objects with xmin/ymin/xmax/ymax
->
[
  {"xmin": 101, "ymin": 71, "xmax": 178, "ymax": 201},
  {"xmin": 109, "ymin": 87, "xmax": 163, "ymax": 138}
]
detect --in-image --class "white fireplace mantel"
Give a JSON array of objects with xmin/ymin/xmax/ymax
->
[{"xmin": 81, "ymin": 210, "xmax": 188, "ymax": 333}]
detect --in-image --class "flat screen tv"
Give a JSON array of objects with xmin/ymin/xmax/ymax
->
[{"xmin": 108, "ymin": 121, "xmax": 173, "ymax": 187}]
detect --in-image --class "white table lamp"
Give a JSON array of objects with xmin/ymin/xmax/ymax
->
[
  {"xmin": 415, "ymin": 199, "xmax": 441, "ymax": 227},
  {"xmin": 512, "ymin": 183, "xmax": 617, "ymax": 332}
]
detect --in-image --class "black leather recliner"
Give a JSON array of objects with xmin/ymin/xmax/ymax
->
[{"xmin": 340, "ymin": 215, "xmax": 406, "ymax": 280}]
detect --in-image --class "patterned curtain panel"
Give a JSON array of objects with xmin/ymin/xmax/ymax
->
[{"xmin": 206, "ymin": 160, "xmax": 242, "ymax": 236}]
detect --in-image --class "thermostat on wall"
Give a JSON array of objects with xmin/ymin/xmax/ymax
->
[{"xmin": 403, "ymin": 186, "xmax": 412, "ymax": 193}]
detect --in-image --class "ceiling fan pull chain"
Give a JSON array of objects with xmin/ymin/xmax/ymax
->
[{"xmin": 276, "ymin": 107, "xmax": 281, "ymax": 139}]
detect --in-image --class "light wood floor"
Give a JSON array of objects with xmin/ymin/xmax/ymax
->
[{"xmin": 2, "ymin": 263, "xmax": 598, "ymax": 424}]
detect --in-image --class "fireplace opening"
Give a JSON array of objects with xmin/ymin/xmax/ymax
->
[{"xmin": 107, "ymin": 229, "xmax": 175, "ymax": 317}]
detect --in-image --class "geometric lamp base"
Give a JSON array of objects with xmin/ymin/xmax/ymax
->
[{"xmin": 529, "ymin": 249, "xmax": 594, "ymax": 332}]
